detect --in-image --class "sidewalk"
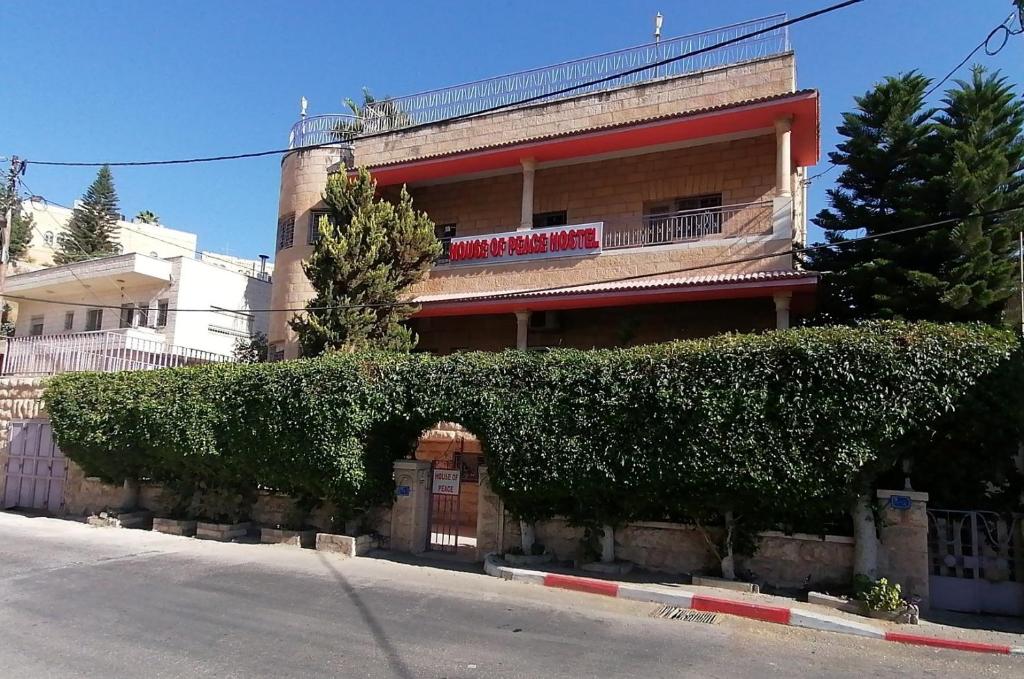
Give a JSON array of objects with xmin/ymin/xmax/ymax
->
[{"xmin": 482, "ymin": 555, "xmax": 1024, "ymax": 657}]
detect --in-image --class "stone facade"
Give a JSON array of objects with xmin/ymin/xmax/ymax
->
[
  {"xmin": 352, "ymin": 54, "xmax": 796, "ymax": 168},
  {"xmin": 741, "ymin": 531, "xmax": 854, "ymax": 590},
  {"xmin": 877, "ymin": 489, "xmax": 931, "ymax": 610}
]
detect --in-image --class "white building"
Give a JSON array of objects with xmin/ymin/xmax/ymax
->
[
  {"xmin": 2, "ymin": 253, "xmax": 271, "ymax": 375},
  {"xmin": 199, "ymin": 251, "xmax": 274, "ymax": 280},
  {"xmin": 17, "ymin": 200, "xmax": 200, "ymax": 273}
]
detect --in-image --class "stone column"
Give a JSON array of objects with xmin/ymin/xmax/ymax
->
[
  {"xmin": 773, "ymin": 292, "xmax": 792, "ymax": 330},
  {"xmin": 390, "ymin": 460, "xmax": 432, "ymax": 554},
  {"xmin": 877, "ymin": 489, "xmax": 931, "ymax": 612},
  {"xmin": 519, "ymin": 158, "xmax": 536, "ymax": 231},
  {"xmin": 475, "ymin": 466, "xmax": 502, "ymax": 560},
  {"xmin": 515, "ymin": 310, "xmax": 530, "ymax": 350},
  {"xmin": 775, "ymin": 117, "xmax": 793, "ymax": 198}
]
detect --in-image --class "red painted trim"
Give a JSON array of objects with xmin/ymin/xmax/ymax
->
[
  {"xmin": 543, "ymin": 573, "xmax": 620, "ymax": 597},
  {"xmin": 884, "ymin": 632, "xmax": 1011, "ymax": 655},
  {"xmin": 690, "ymin": 595, "xmax": 792, "ymax": 625},
  {"xmin": 414, "ymin": 278, "xmax": 817, "ymax": 318},
  {"xmin": 365, "ymin": 93, "xmax": 819, "ymax": 186}
]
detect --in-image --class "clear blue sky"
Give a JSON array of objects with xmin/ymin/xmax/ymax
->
[{"xmin": 2, "ymin": 1, "xmax": 1022, "ymax": 260}]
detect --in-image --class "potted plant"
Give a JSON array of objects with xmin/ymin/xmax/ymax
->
[{"xmin": 859, "ymin": 577, "xmax": 907, "ymax": 621}]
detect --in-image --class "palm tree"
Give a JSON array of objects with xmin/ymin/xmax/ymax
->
[
  {"xmin": 333, "ymin": 89, "xmax": 413, "ymax": 141},
  {"xmin": 135, "ymin": 210, "xmax": 159, "ymax": 224}
]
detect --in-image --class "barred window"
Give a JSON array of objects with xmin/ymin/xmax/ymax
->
[
  {"xmin": 277, "ymin": 213, "xmax": 295, "ymax": 251},
  {"xmin": 308, "ymin": 210, "xmax": 336, "ymax": 244},
  {"xmin": 435, "ymin": 223, "xmax": 456, "ymax": 264}
]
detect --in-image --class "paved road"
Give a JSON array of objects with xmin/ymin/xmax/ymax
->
[{"xmin": 0, "ymin": 512, "xmax": 1017, "ymax": 678}]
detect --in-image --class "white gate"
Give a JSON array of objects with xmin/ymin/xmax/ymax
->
[
  {"xmin": 928, "ymin": 509, "xmax": 1024, "ymax": 616},
  {"xmin": 2, "ymin": 420, "xmax": 66, "ymax": 513}
]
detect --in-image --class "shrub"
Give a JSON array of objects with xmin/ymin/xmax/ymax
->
[
  {"xmin": 859, "ymin": 577, "xmax": 904, "ymax": 612},
  {"xmin": 44, "ymin": 322, "xmax": 1017, "ymax": 530}
]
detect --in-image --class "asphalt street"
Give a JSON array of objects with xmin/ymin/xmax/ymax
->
[{"xmin": 0, "ymin": 511, "xmax": 1018, "ymax": 678}]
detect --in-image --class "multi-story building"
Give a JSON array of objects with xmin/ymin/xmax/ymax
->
[
  {"xmin": 2, "ymin": 253, "xmax": 271, "ymax": 375},
  {"xmin": 268, "ymin": 14, "xmax": 819, "ymax": 360}
]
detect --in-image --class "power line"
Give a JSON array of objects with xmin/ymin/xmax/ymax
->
[
  {"xmin": 18, "ymin": 1, "xmax": 865, "ymax": 169},
  {"xmin": 7, "ymin": 202, "xmax": 1024, "ymax": 316},
  {"xmin": 924, "ymin": 9, "xmax": 1022, "ymax": 99}
]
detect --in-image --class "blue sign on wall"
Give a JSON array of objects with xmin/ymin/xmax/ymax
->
[
  {"xmin": 889, "ymin": 495, "xmax": 912, "ymax": 510},
  {"xmin": 397, "ymin": 485, "xmax": 411, "ymax": 497}
]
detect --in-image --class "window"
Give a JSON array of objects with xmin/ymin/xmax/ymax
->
[
  {"xmin": 208, "ymin": 306, "xmax": 254, "ymax": 337},
  {"xmin": 270, "ymin": 344, "xmax": 285, "ymax": 362},
  {"xmin": 277, "ymin": 213, "xmax": 295, "ymax": 251},
  {"xmin": 644, "ymin": 193, "xmax": 724, "ymax": 243},
  {"xmin": 308, "ymin": 210, "xmax": 336, "ymax": 244},
  {"xmin": 86, "ymin": 309, "xmax": 103, "ymax": 331},
  {"xmin": 119, "ymin": 304, "xmax": 136, "ymax": 329},
  {"xmin": 156, "ymin": 300, "xmax": 169, "ymax": 327},
  {"xmin": 29, "ymin": 315, "xmax": 44, "ymax": 336},
  {"xmin": 43, "ymin": 231, "xmax": 54, "ymax": 246},
  {"xmin": 434, "ymin": 223, "xmax": 456, "ymax": 264},
  {"xmin": 63, "ymin": 311, "xmax": 74, "ymax": 332},
  {"xmin": 533, "ymin": 211, "xmax": 567, "ymax": 229},
  {"xmin": 137, "ymin": 305, "xmax": 150, "ymax": 328}
]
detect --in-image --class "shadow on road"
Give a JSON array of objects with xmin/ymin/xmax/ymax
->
[{"xmin": 315, "ymin": 552, "xmax": 415, "ymax": 679}]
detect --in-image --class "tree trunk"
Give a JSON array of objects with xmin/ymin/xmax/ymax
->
[
  {"xmin": 520, "ymin": 520, "xmax": 535, "ymax": 553},
  {"xmin": 852, "ymin": 492, "xmax": 879, "ymax": 579},
  {"xmin": 118, "ymin": 478, "xmax": 140, "ymax": 512},
  {"xmin": 344, "ymin": 517, "xmax": 360, "ymax": 536},
  {"xmin": 600, "ymin": 524, "xmax": 615, "ymax": 563},
  {"xmin": 721, "ymin": 510, "xmax": 737, "ymax": 580}
]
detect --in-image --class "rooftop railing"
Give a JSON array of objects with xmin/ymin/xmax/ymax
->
[
  {"xmin": 288, "ymin": 14, "xmax": 789, "ymax": 148},
  {"xmin": 1, "ymin": 330, "xmax": 234, "ymax": 376}
]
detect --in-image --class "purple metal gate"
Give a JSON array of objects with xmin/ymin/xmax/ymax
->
[
  {"xmin": 2, "ymin": 420, "xmax": 66, "ymax": 513},
  {"xmin": 428, "ymin": 459, "xmax": 461, "ymax": 553}
]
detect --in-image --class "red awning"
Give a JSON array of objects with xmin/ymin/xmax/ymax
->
[
  {"xmin": 363, "ymin": 90, "xmax": 819, "ymax": 187},
  {"xmin": 412, "ymin": 270, "xmax": 818, "ymax": 318}
]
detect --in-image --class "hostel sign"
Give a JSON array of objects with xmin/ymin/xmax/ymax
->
[
  {"xmin": 447, "ymin": 222, "xmax": 603, "ymax": 266},
  {"xmin": 432, "ymin": 469, "xmax": 461, "ymax": 496}
]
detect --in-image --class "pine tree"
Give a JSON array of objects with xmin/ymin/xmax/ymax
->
[
  {"xmin": 55, "ymin": 165, "xmax": 121, "ymax": 265},
  {"xmin": 809, "ymin": 69, "xmax": 1024, "ymax": 324},
  {"xmin": 289, "ymin": 167, "xmax": 441, "ymax": 355},
  {"xmin": 0, "ymin": 184, "xmax": 32, "ymax": 263}
]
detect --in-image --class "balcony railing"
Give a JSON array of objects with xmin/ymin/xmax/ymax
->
[
  {"xmin": 289, "ymin": 14, "xmax": 789, "ymax": 148},
  {"xmin": 603, "ymin": 200, "xmax": 774, "ymax": 250},
  {"xmin": 1, "ymin": 330, "xmax": 234, "ymax": 376}
]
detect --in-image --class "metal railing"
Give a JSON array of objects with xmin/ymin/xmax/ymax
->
[
  {"xmin": 1, "ymin": 330, "xmax": 234, "ymax": 376},
  {"xmin": 289, "ymin": 15, "xmax": 789, "ymax": 146},
  {"xmin": 603, "ymin": 200, "xmax": 773, "ymax": 250}
]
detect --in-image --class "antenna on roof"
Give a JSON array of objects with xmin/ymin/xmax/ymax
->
[{"xmin": 654, "ymin": 12, "xmax": 664, "ymax": 43}]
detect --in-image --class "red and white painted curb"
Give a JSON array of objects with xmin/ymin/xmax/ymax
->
[{"xmin": 484, "ymin": 557, "xmax": 1024, "ymax": 657}]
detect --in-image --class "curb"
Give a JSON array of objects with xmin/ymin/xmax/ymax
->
[{"xmin": 483, "ymin": 555, "xmax": 1023, "ymax": 657}]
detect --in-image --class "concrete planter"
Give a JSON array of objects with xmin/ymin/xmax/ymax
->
[
  {"xmin": 88, "ymin": 510, "xmax": 153, "ymax": 530},
  {"xmin": 503, "ymin": 552, "xmax": 554, "ymax": 567},
  {"xmin": 196, "ymin": 521, "xmax": 253, "ymax": 542},
  {"xmin": 152, "ymin": 518, "xmax": 197, "ymax": 537},
  {"xmin": 580, "ymin": 560, "xmax": 634, "ymax": 576},
  {"xmin": 692, "ymin": 575, "xmax": 760, "ymax": 594},
  {"xmin": 260, "ymin": 527, "xmax": 316, "ymax": 548},
  {"xmin": 866, "ymin": 608, "xmax": 904, "ymax": 622},
  {"xmin": 315, "ymin": 533, "xmax": 378, "ymax": 557}
]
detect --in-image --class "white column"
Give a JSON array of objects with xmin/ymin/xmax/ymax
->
[
  {"xmin": 519, "ymin": 158, "xmax": 536, "ymax": 232},
  {"xmin": 515, "ymin": 310, "xmax": 530, "ymax": 349},
  {"xmin": 773, "ymin": 292, "xmax": 792, "ymax": 330},
  {"xmin": 775, "ymin": 117, "xmax": 793, "ymax": 198}
]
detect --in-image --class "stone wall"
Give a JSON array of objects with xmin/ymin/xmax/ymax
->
[
  {"xmin": 352, "ymin": 54, "xmax": 796, "ymax": 168},
  {"xmin": 740, "ymin": 531, "xmax": 854, "ymax": 590},
  {"xmin": 0, "ymin": 376, "xmax": 48, "ymax": 507}
]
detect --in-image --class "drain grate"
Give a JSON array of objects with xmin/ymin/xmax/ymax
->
[{"xmin": 650, "ymin": 605, "xmax": 720, "ymax": 624}]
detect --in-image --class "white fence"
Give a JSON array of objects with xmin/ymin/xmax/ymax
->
[{"xmin": 2, "ymin": 330, "xmax": 234, "ymax": 376}]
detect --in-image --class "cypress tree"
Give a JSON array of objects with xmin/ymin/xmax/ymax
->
[
  {"xmin": 55, "ymin": 165, "xmax": 121, "ymax": 265},
  {"xmin": 290, "ymin": 167, "xmax": 440, "ymax": 355}
]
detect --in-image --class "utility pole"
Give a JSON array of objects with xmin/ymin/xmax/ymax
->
[{"xmin": 0, "ymin": 155, "xmax": 23, "ymax": 321}]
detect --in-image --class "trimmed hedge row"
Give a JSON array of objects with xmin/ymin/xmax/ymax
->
[{"xmin": 43, "ymin": 322, "xmax": 1018, "ymax": 527}]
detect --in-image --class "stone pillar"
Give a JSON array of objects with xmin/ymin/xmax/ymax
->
[
  {"xmin": 877, "ymin": 489, "xmax": 931, "ymax": 611},
  {"xmin": 515, "ymin": 310, "xmax": 530, "ymax": 350},
  {"xmin": 475, "ymin": 466, "xmax": 503, "ymax": 560},
  {"xmin": 773, "ymin": 292, "xmax": 792, "ymax": 330},
  {"xmin": 775, "ymin": 117, "xmax": 793, "ymax": 198},
  {"xmin": 390, "ymin": 460, "xmax": 432, "ymax": 554},
  {"xmin": 519, "ymin": 158, "xmax": 536, "ymax": 231}
]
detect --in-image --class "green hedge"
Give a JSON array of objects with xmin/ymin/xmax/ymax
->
[{"xmin": 43, "ymin": 322, "xmax": 1018, "ymax": 526}]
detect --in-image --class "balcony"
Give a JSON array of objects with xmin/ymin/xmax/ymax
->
[
  {"xmin": 288, "ymin": 14, "xmax": 790, "ymax": 149},
  {"xmin": 603, "ymin": 200, "xmax": 773, "ymax": 250},
  {"xmin": 1, "ymin": 329, "xmax": 234, "ymax": 376}
]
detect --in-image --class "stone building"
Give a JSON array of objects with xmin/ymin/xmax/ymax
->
[{"xmin": 267, "ymin": 14, "xmax": 819, "ymax": 361}]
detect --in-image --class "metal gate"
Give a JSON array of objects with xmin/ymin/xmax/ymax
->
[
  {"xmin": 428, "ymin": 459, "xmax": 461, "ymax": 553},
  {"xmin": 928, "ymin": 509, "xmax": 1024, "ymax": 615},
  {"xmin": 2, "ymin": 420, "xmax": 66, "ymax": 514}
]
